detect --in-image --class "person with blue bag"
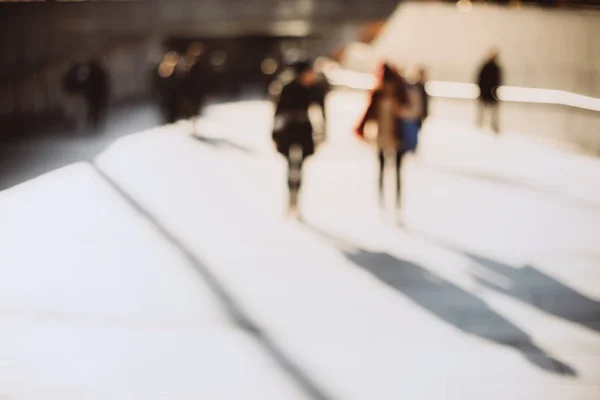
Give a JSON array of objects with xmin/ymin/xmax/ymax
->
[
  {"xmin": 400, "ymin": 80, "xmax": 424, "ymax": 155},
  {"xmin": 356, "ymin": 63, "xmax": 409, "ymax": 212}
]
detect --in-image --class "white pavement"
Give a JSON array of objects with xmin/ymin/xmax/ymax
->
[{"xmin": 1, "ymin": 90, "xmax": 599, "ymax": 399}]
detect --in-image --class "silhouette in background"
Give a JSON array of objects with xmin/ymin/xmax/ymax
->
[
  {"xmin": 62, "ymin": 59, "xmax": 109, "ymax": 132},
  {"xmin": 415, "ymin": 67, "xmax": 429, "ymax": 126},
  {"xmin": 182, "ymin": 42, "xmax": 209, "ymax": 124},
  {"xmin": 86, "ymin": 59, "xmax": 109, "ymax": 130},
  {"xmin": 149, "ymin": 42, "xmax": 210, "ymax": 132},
  {"xmin": 152, "ymin": 51, "xmax": 188, "ymax": 124},
  {"xmin": 273, "ymin": 60, "xmax": 326, "ymax": 218},
  {"xmin": 476, "ymin": 49, "xmax": 503, "ymax": 133},
  {"xmin": 356, "ymin": 63, "xmax": 410, "ymax": 214},
  {"xmin": 63, "ymin": 61, "xmax": 90, "ymax": 132},
  {"xmin": 303, "ymin": 221, "xmax": 578, "ymax": 377}
]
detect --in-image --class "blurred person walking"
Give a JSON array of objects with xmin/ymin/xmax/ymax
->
[
  {"xmin": 476, "ymin": 49, "xmax": 503, "ymax": 133},
  {"xmin": 356, "ymin": 64, "xmax": 410, "ymax": 214},
  {"xmin": 182, "ymin": 42, "xmax": 209, "ymax": 124},
  {"xmin": 86, "ymin": 59, "xmax": 109, "ymax": 131},
  {"xmin": 63, "ymin": 59, "xmax": 109, "ymax": 132},
  {"xmin": 272, "ymin": 60, "xmax": 326, "ymax": 218},
  {"xmin": 62, "ymin": 61, "xmax": 91, "ymax": 133},
  {"xmin": 152, "ymin": 51, "xmax": 188, "ymax": 124}
]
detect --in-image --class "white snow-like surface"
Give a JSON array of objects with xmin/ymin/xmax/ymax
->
[
  {"xmin": 0, "ymin": 163, "xmax": 308, "ymax": 400},
  {"xmin": 1, "ymin": 91, "xmax": 600, "ymax": 398}
]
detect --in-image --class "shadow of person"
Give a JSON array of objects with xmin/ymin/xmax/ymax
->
[
  {"xmin": 412, "ymin": 230, "xmax": 600, "ymax": 334},
  {"xmin": 470, "ymin": 257, "xmax": 600, "ymax": 334},
  {"xmin": 303, "ymin": 222, "xmax": 577, "ymax": 377},
  {"xmin": 191, "ymin": 135, "xmax": 255, "ymax": 154}
]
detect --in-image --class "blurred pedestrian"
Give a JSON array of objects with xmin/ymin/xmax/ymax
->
[
  {"xmin": 415, "ymin": 67, "xmax": 429, "ymax": 126},
  {"xmin": 272, "ymin": 60, "xmax": 326, "ymax": 218},
  {"xmin": 62, "ymin": 59, "xmax": 109, "ymax": 132},
  {"xmin": 476, "ymin": 49, "xmax": 503, "ymax": 133},
  {"xmin": 152, "ymin": 51, "xmax": 186, "ymax": 124},
  {"xmin": 62, "ymin": 61, "xmax": 89, "ymax": 133},
  {"xmin": 86, "ymin": 59, "xmax": 109, "ymax": 131},
  {"xmin": 356, "ymin": 64, "xmax": 407, "ymax": 212},
  {"xmin": 183, "ymin": 42, "xmax": 209, "ymax": 124}
]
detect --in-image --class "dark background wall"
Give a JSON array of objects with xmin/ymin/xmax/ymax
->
[{"xmin": 0, "ymin": 0, "xmax": 398, "ymax": 125}]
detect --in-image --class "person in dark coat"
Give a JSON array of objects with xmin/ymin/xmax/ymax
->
[
  {"xmin": 181, "ymin": 42, "xmax": 209, "ymax": 122},
  {"xmin": 62, "ymin": 59, "xmax": 109, "ymax": 132},
  {"xmin": 152, "ymin": 52, "xmax": 187, "ymax": 124},
  {"xmin": 63, "ymin": 61, "xmax": 86, "ymax": 96},
  {"xmin": 476, "ymin": 50, "xmax": 503, "ymax": 133},
  {"xmin": 62, "ymin": 61, "xmax": 89, "ymax": 132},
  {"xmin": 187, "ymin": 57, "xmax": 209, "ymax": 117},
  {"xmin": 86, "ymin": 59, "xmax": 109, "ymax": 130},
  {"xmin": 272, "ymin": 60, "xmax": 326, "ymax": 217}
]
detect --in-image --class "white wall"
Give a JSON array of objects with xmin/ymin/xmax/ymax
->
[{"xmin": 374, "ymin": 3, "xmax": 600, "ymax": 97}]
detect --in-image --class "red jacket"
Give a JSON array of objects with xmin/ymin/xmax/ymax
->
[{"xmin": 355, "ymin": 63, "xmax": 407, "ymax": 138}]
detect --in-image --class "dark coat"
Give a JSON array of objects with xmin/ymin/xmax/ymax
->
[
  {"xmin": 63, "ymin": 62, "xmax": 86, "ymax": 95},
  {"xmin": 273, "ymin": 79, "xmax": 325, "ymax": 158},
  {"xmin": 187, "ymin": 59, "xmax": 210, "ymax": 110},
  {"xmin": 477, "ymin": 60, "xmax": 502, "ymax": 104}
]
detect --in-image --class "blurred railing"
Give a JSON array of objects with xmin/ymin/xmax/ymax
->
[
  {"xmin": 325, "ymin": 67, "xmax": 600, "ymax": 112},
  {"xmin": 429, "ymin": 0, "xmax": 600, "ymax": 9}
]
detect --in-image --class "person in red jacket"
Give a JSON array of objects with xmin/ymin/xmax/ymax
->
[{"xmin": 356, "ymin": 63, "xmax": 407, "ymax": 212}]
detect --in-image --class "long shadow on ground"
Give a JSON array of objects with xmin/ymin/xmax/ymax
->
[
  {"xmin": 412, "ymin": 230, "xmax": 600, "ymax": 335},
  {"xmin": 302, "ymin": 221, "xmax": 577, "ymax": 377}
]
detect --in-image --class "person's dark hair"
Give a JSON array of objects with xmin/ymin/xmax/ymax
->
[
  {"xmin": 379, "ymin": 62, "xmax": 408, "ymax": 105},
  {"xmin": 291, "ymin": 60, "xmax": 313, "ymax": 75},
  {"xmin": 382, "ymin": 63, "xmax": 396, "ymax": 83}
]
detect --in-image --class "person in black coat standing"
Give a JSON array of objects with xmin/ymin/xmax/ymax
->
[
  {"xmin": 272, "ymin": 60, "xmax": 326, "ymax": 218},
  {"xmin": 476, "ymin": 50, "xmax": 503, "ymax": 134},
  {"xmin": 86, "ymin": 59, "xmax": 109, "ymax": 131}
]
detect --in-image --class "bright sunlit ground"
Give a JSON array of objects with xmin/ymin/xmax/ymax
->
[{"xmin": 0, "ymin": 90, "xmax": 599, "ymax": 399}]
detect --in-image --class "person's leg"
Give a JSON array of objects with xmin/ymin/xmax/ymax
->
[
  {"xmin": 287, "ymin": 156, "xmax": 297, "ymax": 212},
  {"xmin": 477, "ymin": 100, "xmax": 485, "ymax": 128},
  {"xmin": 491, "ymin": 103, "xmax": 500, "ymax": 134},
  {"xmin": 287, "ymin": 145, "xmax": 303, "ymax": 215},
  {"xmin": 378, "ymin": 150, "xmax": 385, "ymax": 207},
  {"xmin": 395, "ymin": 149, "xmax": 404, "ymax": 209}
]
